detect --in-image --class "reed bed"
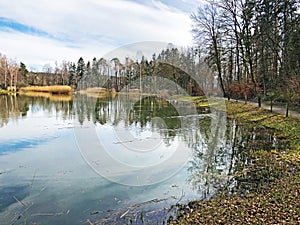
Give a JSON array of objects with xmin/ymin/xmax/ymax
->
[
  {"xmin": 84, "ymin": 87, "xmax": 108, "ymax": 93},
  {"xmin": 19, "ymin": 85, "xmax": 72, "ymax": 94},
  {"xmin": 79, "ymin": 87, "xmax": 116, "ymax": 94},
  {"xmin": 79, "ymin": 87, "xmax": 117, "ymax": 98}
]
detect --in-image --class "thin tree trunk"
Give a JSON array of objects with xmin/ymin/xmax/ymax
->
[
  {"xmin": 14, "ymin": 69, "xmax": 17, "ymax": 91},
  {"xmin": 270, "ymin": 98, "xmax": 273, "ymax": 112},
  {"xmin": 4, "ymin": 62, "xmax": 7, "ymax": 89},
  {"xmin": 213, "ymin": 35, "xmax": 226, "ymax": 97}
]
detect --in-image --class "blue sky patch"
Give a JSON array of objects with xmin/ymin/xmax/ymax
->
[
  {"xmin": 0, "ymin": 17, "xmax": 53, "ymax": 38},
  {"xmin": 130, "ymin": 0, "xmax": 198, "ymax": 13}
]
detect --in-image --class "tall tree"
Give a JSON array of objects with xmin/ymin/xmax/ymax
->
[
  {"xmin": 76, "ymin": 57, "xmax": 85, "ymax": 85},
  {"xmin": 0, "ymin": 55, "xmax": 9, "ymax": 89},
  {"xmin": 111, "ymin": 58, "xmax": 121, "ymax": 92},
  {"xmin": 68, "ymin": 63, "xmax": 77, "ymax": 87},
  {"xmin": 191, "ymin": 2, "xmax": 227, "ymax": 97}
]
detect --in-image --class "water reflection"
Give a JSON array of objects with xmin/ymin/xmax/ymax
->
[
  {"xmin": 0, "ymin": 137, "xmax": 53, "ymax": 155},
  {"xmin": 0, "ymin": 94, "xmax": 286, "ymax": 224},
  {"xmin": 0, "ymin": 185, "xmax": 28, "ymax": 212},
  {"xmin": 0, "ymin": 94, "xmax": 73, "ymax": 128},
  {"xmin": 73, "ymin": 94, "xmax": 199, "ymax": 145}
]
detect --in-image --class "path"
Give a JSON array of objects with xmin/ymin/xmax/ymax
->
[{"xmin": 228, "ymin": 99, "xmax": 300, "ymax": 118}]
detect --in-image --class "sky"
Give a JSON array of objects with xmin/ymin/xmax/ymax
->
[{"xmin": 0, "ymin": 0, "xmax": 202, "ymax": 71}]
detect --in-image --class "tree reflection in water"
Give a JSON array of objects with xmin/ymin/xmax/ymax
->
[{"xmin": 0, "ymin": 94, "xmax": 286, "ymax": 198}]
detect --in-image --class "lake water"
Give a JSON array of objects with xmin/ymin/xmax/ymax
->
[{"xmin": 0, "ymin": 94, "xmax": 282, "ymax": 224}]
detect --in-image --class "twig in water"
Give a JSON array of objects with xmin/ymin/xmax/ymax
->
[
  {"xmin": 86, "ymin": 219, "xmax": 95, "ymax": 225},
  {"xmin": 31, "ymin": 210, "xmax": 68, "ymax": 217},
  {"xmin": 91, "ymin": 198, "xmax": 168, "ymax": 224},
  {"xmin": 175, "ymin": 189, "xmax": 185, "ymax": 205},
  {"xmin": 0, "ymin": 169, "xmax": 11, "ymax": 175},
  {"xmin": 10, "ymin": 203, "xmax": 33, "ymax": 225},
  {"xmin": 130, "ymin": 198, "xmax": 167, "ymax": 208},
  {"xmin": 23, "ymin": 171, "xmax": 37, "ymax": 225},
  {"xmin": 120, "ymin": 210, "xmax": 129, "ymax": 219},
  {"xmin": 90, "ymin": 209, "xmax": 113, "ymax": 215},
  {"xmin": 13, "ymin": 196, "xmax": 27, "ymax": 208}
]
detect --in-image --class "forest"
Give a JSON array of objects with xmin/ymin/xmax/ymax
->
[
  {"xmin": 0, "ymin": 0, "xmax": 299, "ymax": 109},
  {"xmin": 191, "ymin": 0, "xmax": 300, "ymax": 109}
]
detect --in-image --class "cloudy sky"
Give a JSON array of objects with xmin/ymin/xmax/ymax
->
[{"xmin": 0, "ymin": 0, "xmax": 201, "ymax": 71}]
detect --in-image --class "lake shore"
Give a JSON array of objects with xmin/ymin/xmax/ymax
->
[{"xmin": 169, "ymin": 100, "xmax": 300, "ymax": 224}]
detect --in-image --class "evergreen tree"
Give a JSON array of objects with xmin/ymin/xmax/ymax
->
[
  {"xmin": 68, "ymin": 63, "xmax": 76, "ymax": 87},
  {"xmin": 76, "ymin": 57, "xmax": 85, "ymax": 85}
]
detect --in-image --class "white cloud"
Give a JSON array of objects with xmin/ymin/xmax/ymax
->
[
  {"xmin": 0, "ymin": 0, "xmax": 193, "ymax": 70},
  {"xmin": 0, "ymin": 30, "xmax": 116, "ymax": 71}
]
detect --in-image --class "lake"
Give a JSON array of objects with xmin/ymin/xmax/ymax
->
[{"xmin": 0, "ymin": 94, "xmax": 283, "ymax": 224}]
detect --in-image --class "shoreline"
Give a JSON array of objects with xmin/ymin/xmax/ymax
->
[{"xmin": 169, "ymin": 100, "xmax": 300, "ymax": 224}]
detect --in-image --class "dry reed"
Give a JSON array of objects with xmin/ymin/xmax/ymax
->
[{"xmin": 19, "ymin": 85, "xmax": 72, "ymax": 94}]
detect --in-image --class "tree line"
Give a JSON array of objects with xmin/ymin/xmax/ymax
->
[
  {"xmin": 0, "ymin": 0, "xmax": 299, "ymax": 110},
  {"xmin": 0, "ymin": 54, "xmax": 70, "ymax": 90},
  {"xmin": 0, "ymin": 47, "xmax": 217, "ymax": 96},
  {"xmin": 63, "ymin": 47, "xmax": 219, "ymax": 96}
]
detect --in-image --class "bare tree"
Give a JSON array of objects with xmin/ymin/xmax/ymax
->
[{"xmin": 191, "ymin": 2, "xmax": 227, "ymax": 97}]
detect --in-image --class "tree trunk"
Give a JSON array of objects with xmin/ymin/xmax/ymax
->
[
  {"xmin": 115, "ymin": 71, "xmax": 118, "ymax": 92},
  {"xmin": 4, "ymin": 63, "xmax": 7, "ymax": 89},
  {"xmin": 14, "ymin": 69, "xmax": 17, "ymax": 91},
  {"xmin": 213, "ymin": 36, "xmax": 226, "ymax": 98},
  {"xmin": 270, "ymin": 98, "xmax": 273, "ymax": 112}
]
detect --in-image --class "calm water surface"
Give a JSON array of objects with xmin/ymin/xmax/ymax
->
[{"xmin": 0, "ymin": 94, "xmax": 281, "ymax": 224}]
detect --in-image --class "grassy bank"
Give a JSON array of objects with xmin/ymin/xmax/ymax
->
[
  {"xmin": 19, "ymin": 85, "xmax": 72, "ymax": 94},
  {"xmin": 169, "ymin": 100, "xmax": 300, "ymax": 224},
  {"xmin": 225, "ymin": 101, "xmax": 300, "ymax": 152}
]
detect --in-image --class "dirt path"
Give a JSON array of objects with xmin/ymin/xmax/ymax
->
[{"xmin": 228, "ymin": 99, "xmax": 300, "ymax": 118}]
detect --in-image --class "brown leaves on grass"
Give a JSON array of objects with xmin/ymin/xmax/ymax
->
[
  {"xmin": 169, "ymin": 101, "xmax": 300, "ymax": 225},
  {"xmin": 171, "ymin": 171, "xmax": 300, "ymax": 225}
]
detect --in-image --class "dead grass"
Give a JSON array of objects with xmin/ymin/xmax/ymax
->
[
  {"xmin": 19, "ymin": 85, "xmax": 72, "ymax": 94},
  {"xmin": 83, "ymin": 87, "xmax": 108, "ymax": 93}
]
